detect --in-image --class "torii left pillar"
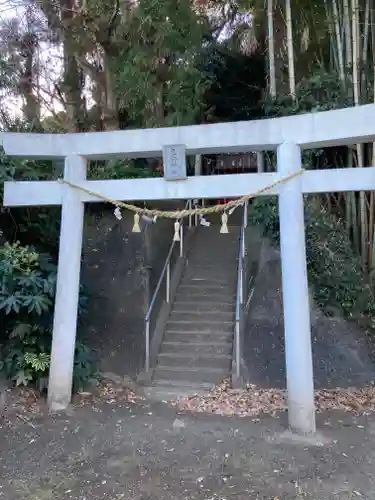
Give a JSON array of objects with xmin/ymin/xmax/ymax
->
[{"xmin": 48, "ymin": 155, "xmax": 86, "ymax": 410}]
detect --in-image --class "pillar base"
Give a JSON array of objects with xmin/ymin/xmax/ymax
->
[
  {"xmin": 288, "ymin": 399, "xmax": 316, "ymax": 436},
  {"xmin": 48, "ymin": 400, "xmax": 69, "ymax": 413}
]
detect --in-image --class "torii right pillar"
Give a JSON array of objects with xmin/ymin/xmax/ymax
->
[{"xmin": 278, "ymin": 141, "xmax": 316, "ymax": 435}]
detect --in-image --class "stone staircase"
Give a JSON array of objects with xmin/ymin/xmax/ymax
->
[{"xmin": 144, "ymin": 222, "xmax": 241, "ymax": 401}]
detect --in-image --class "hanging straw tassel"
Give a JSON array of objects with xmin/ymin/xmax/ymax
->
[
  {"xmin": 220, "ymin": 212, "xmax": 229, "ymax": 233},
  {"xmin": 114, "ymin": 206, "xmax": 122, "ymax": 220},
  {"xmin": 132, "ymin": 213, "xmax": 141, "ymax": 232},
  {"xmin": 173, "ymin": 220, "xmax": 181, "ymax": 241}
]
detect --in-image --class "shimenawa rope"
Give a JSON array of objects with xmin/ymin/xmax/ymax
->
[{"xmin": 58, "ymin": 168, "xmax": 304, "ymax": 234}]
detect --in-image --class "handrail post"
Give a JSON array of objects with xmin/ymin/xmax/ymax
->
[
  {"xmin": 234, "ymin": 203, "xmax": 248, "ymax": 383},
  {"xmin": 145, "ymin": 320, "xmax": 150, "ymax": 372},
  {"xmin": 189, "ymin": 200, "xmax": 192, "ymax": 228},
  {"xmin": 235, "ymin": 320, "xmax": 240, "ymax": 379},
  {"xmin": 180, "ymin": 224, "xmax": 183, "ymax": 257},
  {"xmin": 240, "ymin": 267, "xmax": 243, "ymax": 304},
  {"xmin": 166, "ymin": 261, "xmax": 170, "ymax": 303}
]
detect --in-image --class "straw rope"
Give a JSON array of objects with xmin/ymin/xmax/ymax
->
[{"xmin": 58, "ymin": 168, "xmax": 304, "ymax": 220}]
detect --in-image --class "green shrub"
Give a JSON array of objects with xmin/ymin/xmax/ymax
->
[
  {"xmin": 0, "ymin": 242, "xmax": 96, "ymax": 389},
  {"xmin": 249, "ymin": 197, "xmax": 375, "ymax": 321}
]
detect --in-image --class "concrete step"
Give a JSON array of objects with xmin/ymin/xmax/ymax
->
[
  {"xmin": 171, "ymin": 301, "xmax": 235, "ymax": 312},
  {"xmin": 161, "ymin": 341, "xmax": 233, "ymax": 356},
  {"xmin": 169, "ymin": 311, "xmax": 235, "ymax": 322},
  {"xmin": 153, "ymin": 365, "xmax": 228, "ymax": 384},
  {"xmin": 143, "ymin": 385, "xmax": 208, "ymax": 401},
  {"xmin": 187, "ymin": 248, "xmax": 238, "ymax": 254},
  {"xmin": 181, "ymin": 275, "xmax": 236, "ymax": 284},
  {"xmin": 186, "ymin": 257, "xmax": 238, "ymax": 266},
  {"xmin": 178, "ymin": 286, "xmax": 235, "ymax": 297},
  {"xmin": 191, "ymin": 249, "xmax": 238, "ymax": 254},
  {"xmin": 186, "ymin": 247, "xmax": 239, "ymax": 254},
  {"xmin": 175, "ymin": 288, "xmax": 235, "ymax": 298},
  {"xmin": 180, "ymin": 281, "xmax": 236, "ymax": 289},
  {"xmin": 179, "ymin": 283, "xmax": 235, "ymax": 290},
  {"xmin": 143, "ymin": 379, "xmax": 214, "ymax": 401},
  {"xmin": 197, "ymin": 231, "xmax": 240, "ymax": 237},
  {"xmin": 174, "ymin": 293, "xmax": 235, "ymax": 307},
  {"xmin": 149, "ymin": 378, "xmax": 215, "ymax": 390},
  {"xmin": 164, "ymin": 331, "xmax": 233, "ymax": 343},
  {"xmin": 184, "ymin": 263, "xmax": 236, "ymax": 271},
  {"xmin": 189, "ymin": 237, "xmax": 239, "ymax": 243},
  {"xmin": 157, "ymin": 352, "xmax": 231, "ymax": 370},
  {"xmin": 166, "ymin": 320, "xmax": 233, "ymax": 332}
]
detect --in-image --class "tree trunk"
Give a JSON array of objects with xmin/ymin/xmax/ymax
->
[
  {"xmin": 18, "ymin": 33, "xmax": 40, "ymax": 126},
  {"xmin": 273, "ymin": 1, "xmax": 288, "ymax": 93},
  {"xmin": 102, "ymin": 52, "xmax": 119, "ymax": 130},
  {"xmin": 60, "ymin": 0, "xmax": 86, "ymax": 132}
]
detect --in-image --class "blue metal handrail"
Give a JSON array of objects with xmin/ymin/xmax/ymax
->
[
  {"xmin": 145, "ymin": 240, "xmax": 176, "ymax": 323},
  {"xmin": 234, "ymin": 202, "xmax": 248, "ymax": 379}
]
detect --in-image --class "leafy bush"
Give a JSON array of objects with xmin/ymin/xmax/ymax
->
[
  {"xmin": 249, "ymin": 197, "xmax": 375, "ymax": 321},
  {"xmin": 0, "ymin": 241, "xmax": 96, "ymax": 389},
  {"xmin": 1, "ymin": 324, "xmax": 52, "ymax": 386},
  {"xmin": 0, "ymin": 242, "xmax": 55, "ymax": 322},
  {"xmin": 263, "ymin": 69, "xmax": 353, "ymax": 118}
]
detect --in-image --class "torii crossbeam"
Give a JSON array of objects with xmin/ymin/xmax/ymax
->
[{"xmin": 3, "ymin": 104, "xmax": 375, "ymax": 435}]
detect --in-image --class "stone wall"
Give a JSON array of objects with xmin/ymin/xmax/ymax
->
[
  {"xmin": 81, "ymin": 203, "xmax": 179, "ymax": 378},
  {"xmin": 244, "ymin": 237, "xmax": 375, "ymax": 389}
]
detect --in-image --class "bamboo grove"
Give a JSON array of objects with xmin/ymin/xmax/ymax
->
[{"xmin": 0, "ymin": 0, "xmax": 374, "ymax": 267}]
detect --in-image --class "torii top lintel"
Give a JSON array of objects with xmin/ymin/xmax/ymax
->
[{"xmin": 2, "ymin": 104, "xmax": 375, "ymax": 160}]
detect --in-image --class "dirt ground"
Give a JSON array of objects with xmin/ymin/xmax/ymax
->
[
  {"xmin": 1, "ymin": 388, "xmax": 375, "ymax": 500},
  {"xmin": 2, "ymin": 237, "xmax": 375, "ymax": 499}
]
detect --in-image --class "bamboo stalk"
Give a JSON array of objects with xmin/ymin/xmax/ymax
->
[
  {"xmin": 370, "ymin": 6, "xmax": 375, "ymax": 269},
  {"xmin": 369, "ymin": 192, "xmax": 374, "ymax": 265},
  {"xmin": 342, "ymin": 0, "xmax": 353, "ymax": 236},
  {"xmin": 351, "ymin": 0, "xmax": 367, "ymax": 264},
  {"xmin": 267, "ymin": 0, "xmax": 276, "ymax": 98},
  {"xmin": 361, "ymin": 0, "xmax": 370, "ymax": 97},
  {"xmin": 351, "ymin": 0, "xmax": 360, "ymax": 106},
  {"xmin": 343, "ymin": 0, "xmax": 352, "ymax": 69},
  {"xmin": 332, "ymin": 0, "xmax": 345, "ymax": 82},
  {"xmin": 323, "ymin": 0, "xmax": 339, "ymax": 72},
  {"xmin": 285, "ymin": 0, "xmax": 295, "ymax": 98}
]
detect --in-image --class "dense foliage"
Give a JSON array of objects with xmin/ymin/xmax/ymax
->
[
  {"xmin": 0, "ymin": 242, "xmax": 96, "ymax": 389},
  {"xmin": 115, "ymin": 0, "xmax": 209, "ymax": 127},
  {"xmin": 250, "ymin": 197, "xmax": 375, "ymax": 323},
  {"xmin": 1, "ymin": 0, "xmax": 375, "ymax": 391},
  {"xmin": 263, "ymin": 69, "xmax": 354, "ymax": 117}
]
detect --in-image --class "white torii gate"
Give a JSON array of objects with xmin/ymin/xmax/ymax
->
[{"xmin": 3, "ymin": 103, "xmax": 375, "ymax": 435}]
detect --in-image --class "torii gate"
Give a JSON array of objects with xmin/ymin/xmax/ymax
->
[{"xmin": 3, "ymin": 104, "xmax": 375, "ymax": 435}]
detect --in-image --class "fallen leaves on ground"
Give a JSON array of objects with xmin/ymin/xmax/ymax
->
[
  {"xmin": 177, "ymin": 379, "xmax": 285, "ymax": 417},
  {"xmin": 177, "ymin": 379, "xmax": 375, "ymax": 417},
  {"xmin": 3, "ymin": 386, "xmax": 43, "ymax": 416},
  {"xmin": 74, "ymin": 378, "xmax": 142, "ymax": 407},
  {"xmin": 0, "ymin": 377, "xmax": 143, "ymax": 428}
]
